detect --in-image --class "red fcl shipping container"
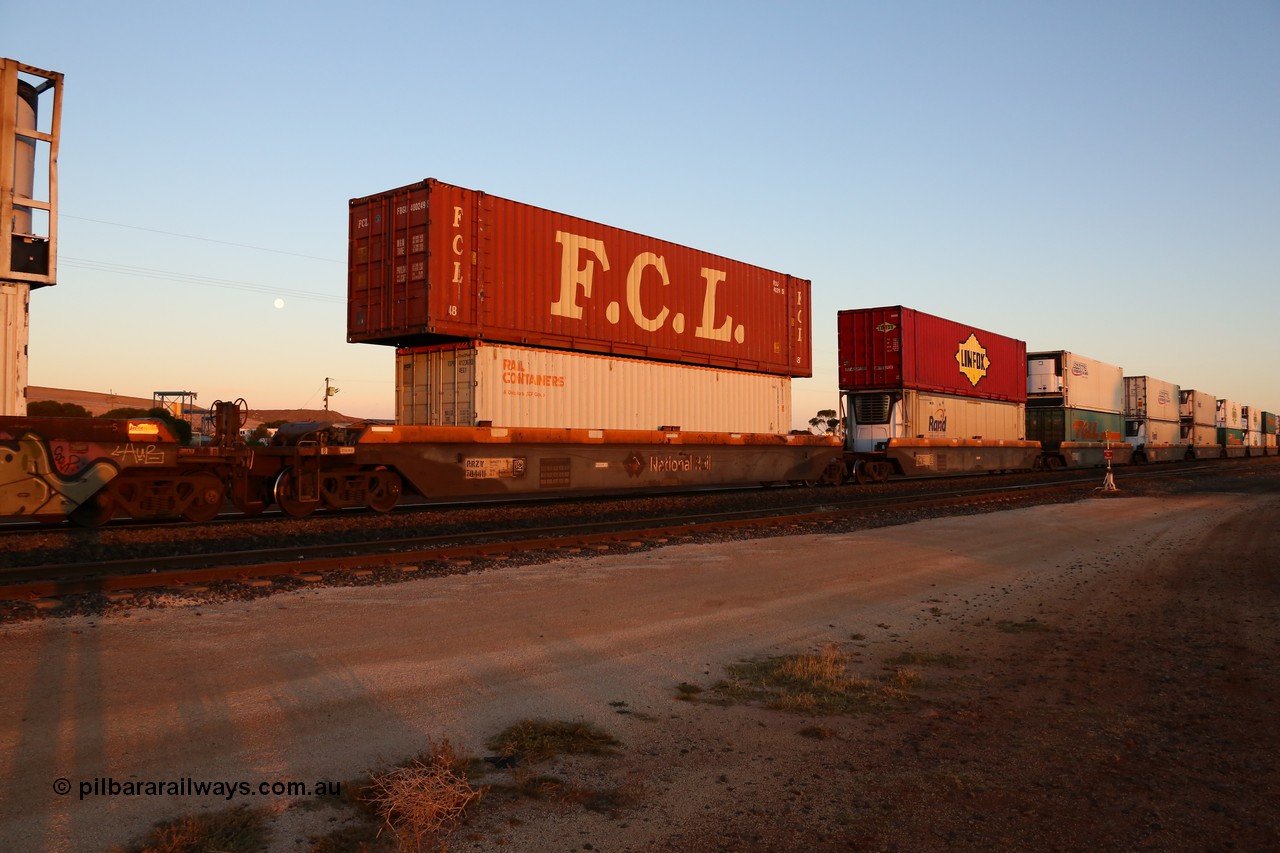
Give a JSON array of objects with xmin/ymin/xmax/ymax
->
[
  {"xmin": 837, "ymin": 306, "xmax": 1026, "ymax": 403},
  {"xmin": 348, "ymin": 179, "xmax": 813, "ymax": 377}
]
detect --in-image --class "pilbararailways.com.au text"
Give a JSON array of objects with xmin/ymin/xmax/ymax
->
[{"xmin": 54, "ymin": 776, "xmax": 342, "ymax": 802}]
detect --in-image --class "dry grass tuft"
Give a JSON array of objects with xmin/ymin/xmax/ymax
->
[
  {"xmin": 109, "ymin": 804, "xmax": 270, "ymax": 853},
  {"xmin": 363, "ymin": 739, "xmax": 487, "ymax": 851},
  {"xmin": 486, "ymin": 719, "xmax": 620, "ymax": 765},
  {"xmin": 713, "ymin": 643, "xmax": 922, "ymax": 714}
]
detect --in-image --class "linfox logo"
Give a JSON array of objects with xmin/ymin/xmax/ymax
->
[
  {"xmin": 955, "ymin": 334, "xmax": 990, "ymax": 387},
  {"xmin": 1071, "ymin": 361, "xmax": 1089, "ymax": 378}
]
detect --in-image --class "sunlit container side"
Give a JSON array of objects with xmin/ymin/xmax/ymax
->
[
  {"xmin": 1179, "ymin": 390, "xmax": 1217, "ymax": 427},
  {"xmin": 838, "ymin": 306, "xmax": 1025, "ymax": 401},
  {"xmin": 1123, "ymin": 376, "xmax": 1183, "ymax": 463},
  {"xmin": 1026, "ymin": 351, "xmax": 1123, "ymax": 414},
  {"xmin": 1026, "ymin": 350, "xmax": 1128, "ymax": 468},
  {"xmin": 837, "ymin": 306, "xmax": 1037, "ymax": 480},
  {"xmin": 395, "ymin": 342, "xmax": 791, "ymax": 434},
  {"xmin": 1125, "ymin": 376, "xmax": 1179, "ymax": 421},
  {"xmin": 1214, "ymin": 398, "xmax": 1242, "ymax": 430},
  {"xmin": 1025, "ymin": 407, "xmax": 1132, "ymax": 469},
  {"xmin": 847, "ymin": 391, "xmax": 1034, "ymax": 477},
  {"xmin": 1241, "ymin": 405, "xmax": 1263, "ymax": 453},
  {"xmin": 1178, "ymin": 390, "xmax": 1220, "ymax": 459},
  {"xmin": 349, "ymin": 178, "xmax": 812, "ymax": 377},
  {"xmin": 1215, "ymin": 398, "xmax": 1247, "ymax": 458}
]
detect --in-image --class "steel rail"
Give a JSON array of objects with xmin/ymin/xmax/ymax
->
[
  {"xmin": 3, "ymin": 459, "xmax": 1259, "ymax": 604},
  {"xmin": 0, "ymin": 478, "xmax": 1095, "ymax": 602}
]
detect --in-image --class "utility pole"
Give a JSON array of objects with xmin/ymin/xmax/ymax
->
[{"xmin": 324, "ymin": 377, "xmax": 339, "ymax": 412}]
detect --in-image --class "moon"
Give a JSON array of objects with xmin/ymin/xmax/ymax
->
[{"xmin": 273, "ymin": 298, "xmax": 285, "ymax": 309}]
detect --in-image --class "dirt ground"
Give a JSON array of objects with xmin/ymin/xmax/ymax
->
[{"xmin": 1, "ymin": 467, "xmax": 1277, "ymax": 852}]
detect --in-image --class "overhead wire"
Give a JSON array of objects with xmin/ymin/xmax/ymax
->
[
  {"xmin": 60, "ymin": 213, "xmax": 346, "ymax": 302},
  {"xmin": 62, "ymin": 214, "xmax": 343, "ymax": 263},
  {"xmin": 60, "ymin": 256, "xmax": 346, "ymax": 303}
]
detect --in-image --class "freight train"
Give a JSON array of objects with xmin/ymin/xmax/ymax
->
[{"xmin": 1, "ymin": 180, "xmax": 1275, "ymax": 526}]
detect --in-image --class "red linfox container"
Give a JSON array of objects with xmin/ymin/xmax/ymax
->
[
  {"xmin": 838, "ymin": 306, "xmax": 1026, "ymax": 403},
  {"xmin": 348, "ymin": 179, "xmax": 812, "ymax": 377}
]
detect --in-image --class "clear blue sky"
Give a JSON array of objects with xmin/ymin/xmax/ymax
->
[{"xmin": 7, "ymin": 1, "xmax": 1279, "ymax": 427}]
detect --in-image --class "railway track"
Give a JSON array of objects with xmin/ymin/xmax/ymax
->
[{"xmin": 0, "ymin": 461, "xmax": 1258, "ymax": 608}]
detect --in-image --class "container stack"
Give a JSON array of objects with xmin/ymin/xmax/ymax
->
[
  {"xmin": 1025, "ymin": 351, "xmax": 1131, "ymax": 467},
  {"xmin": 1216, "ymin": 398, "xmax": 1247, "ymax": 458},
  {"xmin": 1123, "ymin": 376, "xmax": 1184, "ymax": 462},
  {"xmin": 837, "ymin": 306, "xmax": 1039, "ymax": 476},
  {"xmin": 349, "ymin": 178, "xmax": 811, "ymax": 432},
  {"xmin": 1263, "ymin": 412, "xmax": 1278, "ymax": 456},
  {"xmin": 1241, "ymin": 405, "xmax": 1264, "ymax": 455},
  {"xmin": 1179, "ymin": 390, "xmax": 1220, "ymax": 459}
]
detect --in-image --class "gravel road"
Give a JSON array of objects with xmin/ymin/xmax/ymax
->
[{"xmin": 1, "ymin": 467, "xmax": 1276, "ymax": 852}]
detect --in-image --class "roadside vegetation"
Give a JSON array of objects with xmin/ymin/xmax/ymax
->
[
  {"xmin": 109, "ymin": 721, "xmax": 628, "ymax": 853},
  {"xmin": 108, "ymin": 804, "xmax": 271, "ymax": 853},
  {"xmin": 689, "ymin": 642, "xmax": 945, "ymax": 714}
]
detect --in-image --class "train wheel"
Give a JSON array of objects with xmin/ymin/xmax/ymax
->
[
  {"xmin": 853, "ymin": 460, "xmax": 870, "ymax": 485},
  {"xmin": 366, "ymin": 471, "xmax": 402, "ymax": 513},
  {"xmin": 274, "ymin": 469, "xmax": 319, "ymax": 518},
  {"xmin": 180, "ymin": 473, "xmax": 225, "ymax": 523},
  {"xmin": 69, "ymin": 489, "xmax": 116, "ymax": 528}
]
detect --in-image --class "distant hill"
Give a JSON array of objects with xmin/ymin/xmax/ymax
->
[{"xmin": 24, "ymin": 387, "xmax": 362, "ymax": 429}]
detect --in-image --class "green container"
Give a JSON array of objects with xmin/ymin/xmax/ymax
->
[{"xmin": 1026, "ymin": 408, "xmax": 1124, "ymax": 450}]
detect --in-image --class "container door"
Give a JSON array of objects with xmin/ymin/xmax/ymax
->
[
  {"xmin": 423, "ymin": 179, "xmax": 480, "ymax": 333},
  {"xmin": 838, "ymin": 307, "xmax": 905, "ymax": 391}
]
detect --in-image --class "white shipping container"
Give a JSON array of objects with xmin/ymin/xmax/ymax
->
[
  {"xmin": 1124, "ymin": 376, "xmax": 1179, "ymax": 422},
  {"xmin": 1242, "ymin": 406, "xmax": 1263, "ymax": 446},
  {"xmin": 1181, "ymin": 422, "xmax": 1218, "ymax": 448},
  {"xmin": 1027, "ymin": 351, "xmax": 1123, "ymax": 414},
  {"xmin": 901, "ymin": 390, "xmax": 1026, "ymax": 442},
  {"xmin": 1242, "ymin": 406, "xmax": 1262, "ymax": 432},
  {"xmin": 1215, "ymin": 398, "xmax": 1242, "ymax": 430},
  {"xmin": 396, "ymin": 342, "xmax": 791, "ymax": 433},
  {"xmin": 1179, "ymin": 390, "xmax": 1216, "ymax": 427},
  {"xmin": 1126, "ymin": 417, "xmax": 1182, "ymax": 450}
]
